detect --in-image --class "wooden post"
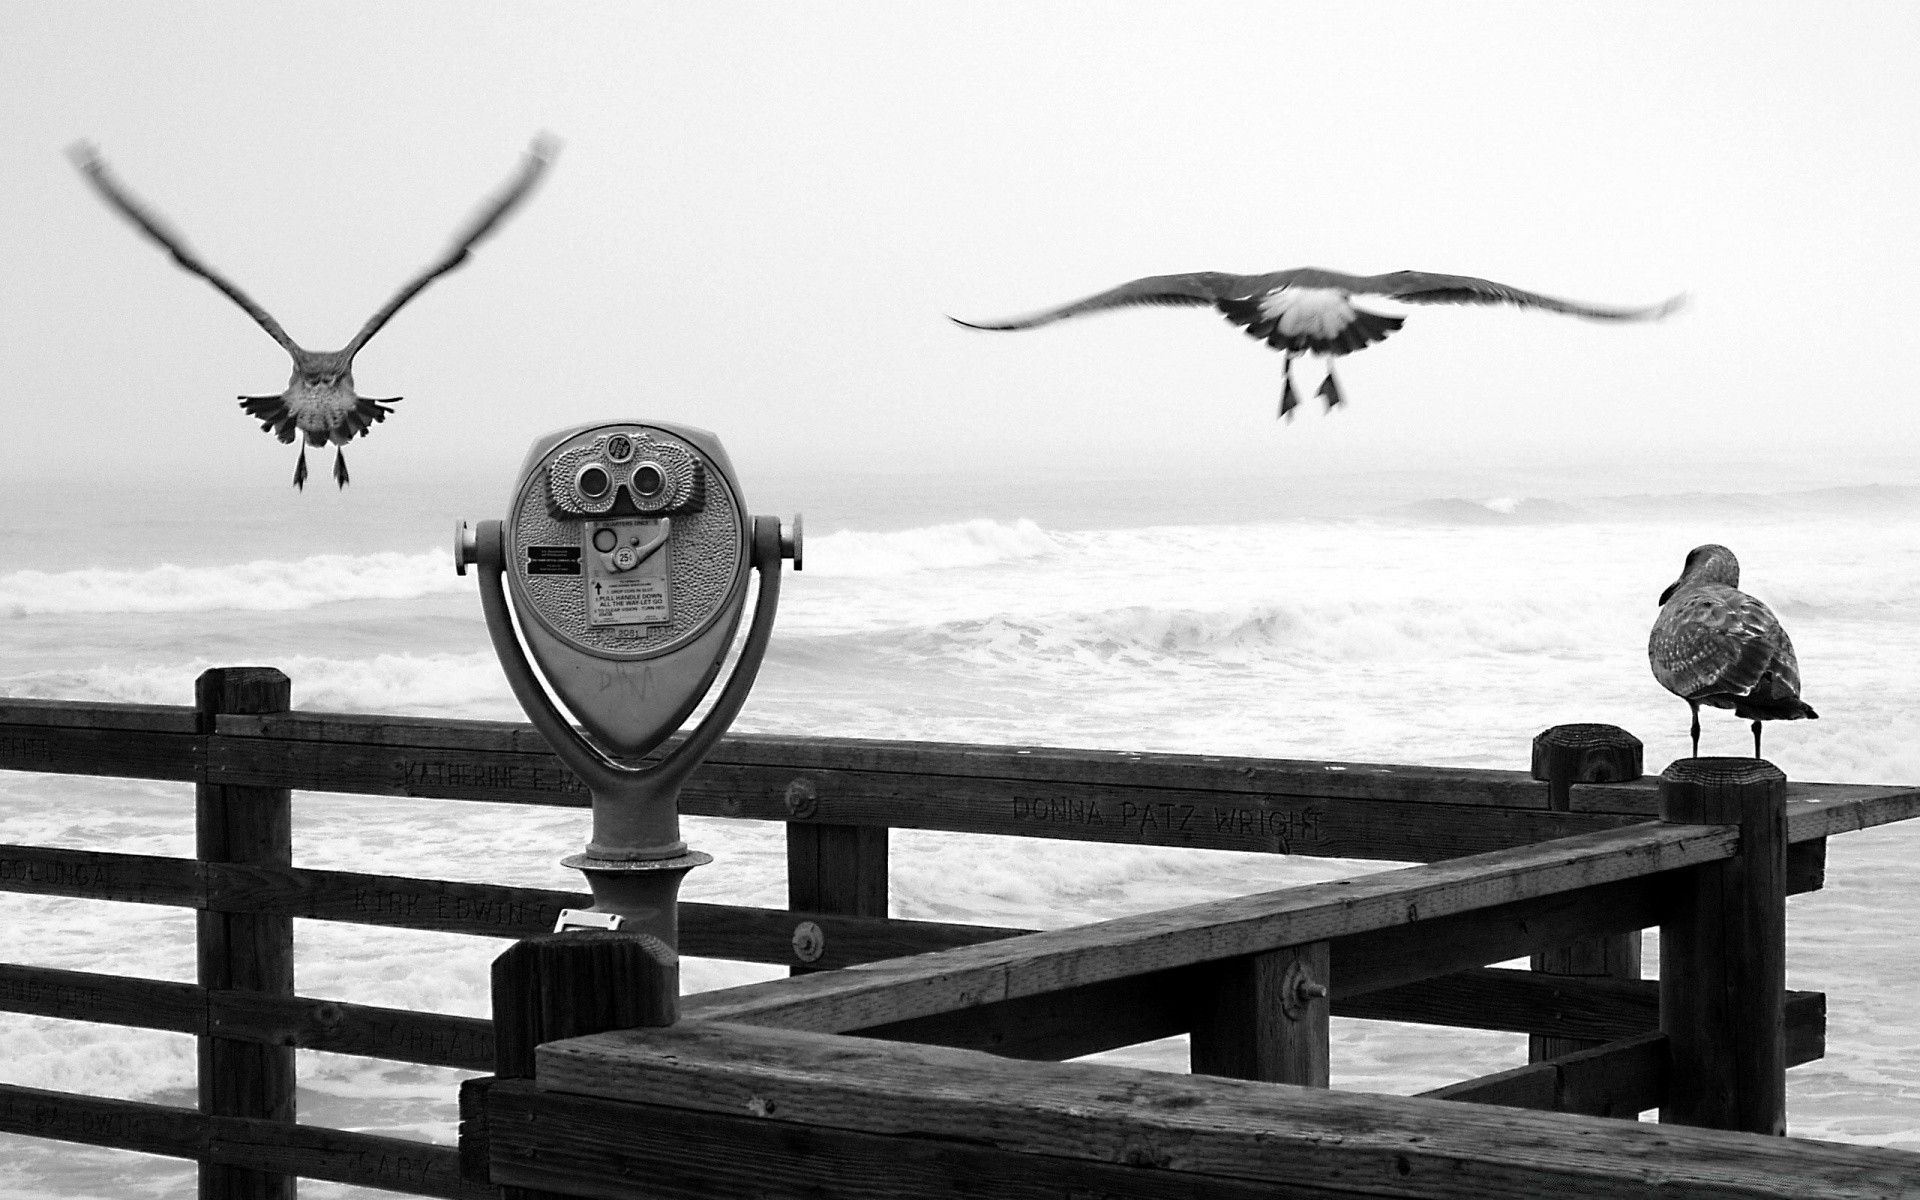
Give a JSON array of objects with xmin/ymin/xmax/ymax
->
[
  {"xmin": 1190, "ymin": 941, "xmax": 1330, "ymax": 1086},
  {"xmin": 1529, "ymin": 724, "xmax": 1644, "ymax": 1063},
  {"xmin": 195, "ymin": 667, "xmax": 295, "ymax": 1200},
  {"xmin": 1659, "ymin": 757, "xmax": 1788, "ymax": 1134},
  {"xmin": 787, "ymin": 789, "xmax": 888, "ymax": 974},
  {"xmin": 469, "ymin": 930, "xmax": 679, "ymax": 1198}
]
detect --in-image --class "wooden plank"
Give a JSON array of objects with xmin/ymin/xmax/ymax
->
[
  {"xmin": 685, "ymin": 902, "xmax": 1027, "ymax": 971},
  {"xmin": 0, "ymin": 963, "xmax": 204, "ymax": 1033},
  {"xmin": 482, "ymin": 1076, "xmax": 1291, "ymax": 1200},
  {"xmin": 206, "ymin": 736, "xmax": 589, "ymax": 807},
  {"xmin": 216, "ymin": 710, "xmax": 546, "ymax": 754},
  {"xmin": 210, "ymin": 990, "xmax": 493, "ymax": 1072},
  {"xmin": 1336, "ymin": 873, "xmax": 1662, "ymax": 999},
  {"xmin": 535, "ymin": 1019, "xmax": 1920, "ymax": 1200},
  {"xmin": 0, "ymin": 963, "xmax": 492, "ymax": 1070},
  {"xmin": 0, "ymin": 698, "xmax": 200, "ymax": 733},
  {"xmin": 691, "ymin": 765, "xmax": 1623, "ymax": 860},
  {"xmin": 195, "ymin": 665, "xmax": 297, "ymax": 1200},
  {"xmin": 683, "ymin": 822, "xmax": 1738, "ymax": 1034},
  {"xmin": 1787, "ymin": 783, "xmax": 1920, "ymax": 840},
  {"xmin": 1421, "ymin": 1030, "xmax": 1668, "ymax": 1118},
  {"xmin": 206, "ymin": 862, "xmax": 588, "ymax": 937},
  {"xmin": 1660, "ymin": 759, "xmax": 1788, "ymax": 1135},
  {"xmin": 0, "ymin": 844, "xmax": 203, "ymax": 906},
  {"xmin": 207, "ymin": 1115, "xmax": 488, "ymax": 1200},
  {"xmin": 0, "ymin": 1084, "xmax": 481, "ymax": 1200},
  {"xmin": 0, "ymin": 723, "xmax": 201, "ymax": 782},
  {"xmin": 854, "ymin": 966, "xmax": 1192, "ymax": 1060},
  {"xmin": 208, "ymin": 734, "xmax": 1618, "ymax": 859},
  {"xmin": 214, "ymin": 714, "xmax": 1559, "ymax": 807},
  {"xmin": 199, "ymin": 859, "xmax": 1023, "ymax": 964},
  {"xmin": 0, "ymin": 1082, "xmax": 205, "ymax": 1159}
]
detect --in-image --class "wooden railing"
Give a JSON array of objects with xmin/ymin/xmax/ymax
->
[{"xmin": 3, "ymin": 668, "xmax": 1918, "ymax": 1197}]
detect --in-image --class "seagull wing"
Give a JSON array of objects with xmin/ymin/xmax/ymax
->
[
  {"xmin": 342, "ymin": 134, "xmax": 558, "ymax": 358},
  {"xmin": 1650, "ymin": 584, "xmax": 1787, "ymax": 702},
  {"xmin": 1352, "ymin": 269, "xmax": 1685, "ymax": 321},
  {"xmin": 950, "ymin": 271, "xmax": 1256, "ymax": 330},
  {"xmin": 68, "ymin": 142, "xmax": 301, "ymax": 356}
]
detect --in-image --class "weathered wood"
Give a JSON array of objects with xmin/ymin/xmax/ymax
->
[
  {"xmin": 492, "ymin": 930, "xmax": 678, "ymax": 1079},
  {"xmin": 0, "ymin": 963, "xmax": 205, "ymax": 1034},
  {"xmin": 0, "ymin": 843, "xmax": 203, "ymax": 905},
  {"xmin": 485, "ymin": 1076, "xmax": 1292, "ymax": 1200},
  {"xmin": 209, "ymin": 733, "xmax": 1623, "ymax": 860},
  {"xmin": 0, "ymin": 722, "xmax": 202, "ymax": 782},
  {"xmin": 0, "ymin": 1081, "xmax": 205, "ymax": 1159},
  {"xmin": 535, "ymin": 1019, "xmax": 1920, "ymax": 1200},
  {"xmin": 0, "ymin": 1082, "xmax": 480, "ymax": 1199},
  {"xmin": 1527, "ymin": 724, "xmax": 1645, "ymax": 1062},
  {"xmin": 856, "ymin": 966, "xmax": 1193, "ymax": 1059},
  {"xmin": 686, "ymin": 822, "xmax": 1737, "ymax": 1034},
  {"xmin": 1191, "ymin": 941, "xmax": 1329, "ymax": 1086},
  {"xmin": 1422, "ymin": 1030, "xmax": 1668, "ymax": 1117},
  {"xmin": 788, "ymin": 822, "xmax": 888, "ymax": 973},
  {"xmin": 206, "ymin": 1115, "xmax": 487, "ymax": 1199},
  {"xmin": 195, "ymin": 666, "xmax": 296, "ymax": 1200},
  {"xmin": 1660, "ymin": 757, "xmax": 1788, "ymax": 1135},
  {"xmin": 213, "ymin": 714, "xmax": 1559, "ymax": 806},
  {"xmin": 209, "ymin": 989, "xmax": 493, "ymax": 1071},
  {"xmin": 207, "ymin": 862, "xmax": 588, "ymax": 936},
  {"xmin": 0, "ymin": 697, "xmax": 199, "ymax": 732}
]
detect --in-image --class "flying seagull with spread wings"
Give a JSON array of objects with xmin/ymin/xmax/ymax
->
[
  {"xmin": 953, "ymin": 268, "xmax": 1684, "ymax": 418},
  {"xmin": 1649, "ymin": 544, "xmax": 1818, "ymax": 759},
  {"xmin": 69, "ymin": 136, "xmax": 557, "ymax": 488}
]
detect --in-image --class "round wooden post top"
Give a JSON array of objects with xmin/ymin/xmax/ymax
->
[
  {"xmin": 1531, "ymin": 723, "xmax": 1643, "ymax": 783},
  {"xmin": 1660, "ymin": 757, "xmax": 1785, "ymax": 788}
]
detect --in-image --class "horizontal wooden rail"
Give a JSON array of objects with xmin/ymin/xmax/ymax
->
[
  {"xmin": 1418, "ymin": 988, "xmax": 1826, "ymax": 1119},
  {"xmin": 686, "ymin": 821, "xmax": 1740, "ymax": 1034},
  {"xmin": 0, "ymin": 963, "xmax": 492, "ymax": 1070},
  {"xmin": 504, "ymin": 1020, "xmax": 1919, "ymax": 1200},
  {"xmin": 0, "ymin": 845, "xmax": 1025, "ymax": 968},
  {"xmin": 0, "ymin": 1082, "xmax": 483, "ymax": 1199},
  {"xmin": 1424, "ymin": 1031, "xmax": 1670, "ymax": 1117},
  {"xmin": 7, "ymin": 701, "xmax": 1918, "ymax": 864}
]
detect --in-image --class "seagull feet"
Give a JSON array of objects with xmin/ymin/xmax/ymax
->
[
  {"xmin": 1278, "ymin": 354, "xmax": 1300, "ymax": 421},
  {"xmin": 1318, "ymin": 365, "xmax": 1345, "ymax": 411},
  {"xmin": 333, "ymin": 449, "xmax": 350, "ymax": 489},
  {"xmin": 292, "ymin": 447, "xmax": 309, "ymax": 491}
]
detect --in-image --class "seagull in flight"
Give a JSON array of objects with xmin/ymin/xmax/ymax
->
[
  {"xmin": 1649, "ymin": 544, "xmax": 1818, "ymax": 759},
  {"xmin": 953, "ymin": 268, "xmax": 1684, "ymax": 418},
  {"xmin": 70, "ymin": 136, "xmax": 557, "ymax": 488}
]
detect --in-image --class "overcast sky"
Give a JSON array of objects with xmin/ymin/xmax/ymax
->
[{"xmin": 3, "ymin": 3, "xmax": 1916, "ymax": 494}]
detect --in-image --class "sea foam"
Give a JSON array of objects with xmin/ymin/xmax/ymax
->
[{"xmin": 0, "ymin": 550, "xmax": 461, "ymax": 616}]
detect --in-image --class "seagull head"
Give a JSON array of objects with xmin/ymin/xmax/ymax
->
[{"xmin": 1658, "ymin": 543, "xmax": 1739, "ymax": 605}]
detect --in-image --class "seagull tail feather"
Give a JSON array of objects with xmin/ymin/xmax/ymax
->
[{"xmin": 240, "ymin": 394, "xmax": 300, "ymax": 444}]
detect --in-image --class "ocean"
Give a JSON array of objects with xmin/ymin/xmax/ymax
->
[{"xmin": 3, "ymin": 458, "xmax": 1919, "ymax": 1198}]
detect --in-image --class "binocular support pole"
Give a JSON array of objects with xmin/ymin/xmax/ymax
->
[{"xmin": 470, "ymin": 516, "xmax": 788, "ymax": 946}]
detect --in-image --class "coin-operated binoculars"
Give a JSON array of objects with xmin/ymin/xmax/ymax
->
[{"xmin": 456, "ymin": 420, "xmax": 799, "ymax": 945}]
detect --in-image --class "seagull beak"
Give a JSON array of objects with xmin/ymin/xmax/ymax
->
[{"xmin": 1658, "ymin": 580, "xmax": 1677, "ymax": 605}]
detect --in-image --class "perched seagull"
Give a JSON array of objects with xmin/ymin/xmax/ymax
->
[
  {"xmin": 69, "ymin": 136, "xmax": 557, "ymax": 488},
  {"xmin": 1648, "ymin": 544, "xmax": 1818, "ymax": 759},
  {"xmin": 953, "ymin": 268, "xmax": 1684, "ymax": 418}
]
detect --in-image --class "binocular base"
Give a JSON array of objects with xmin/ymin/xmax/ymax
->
[{"xmin": 561, "ymin": 849, "xmax": 713, "ymax": 946}]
